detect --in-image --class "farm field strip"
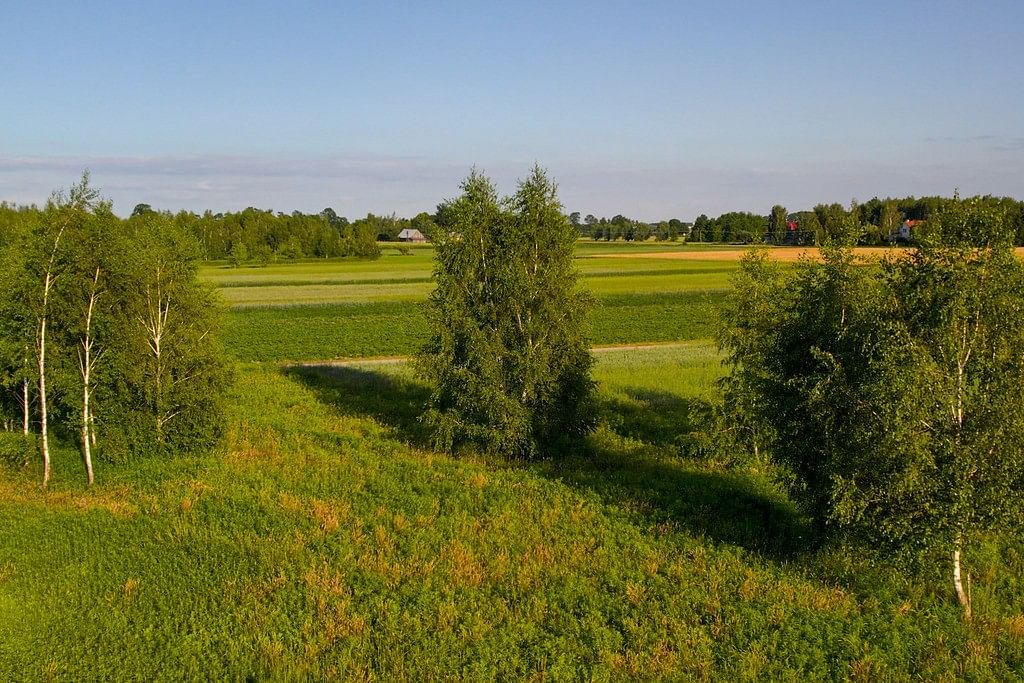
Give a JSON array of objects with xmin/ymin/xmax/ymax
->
[
  {"xmin": 211, "ymin": 265, "xmax": 741, "ymax": 291},
  {"xmin": 222, "ymin": 291, "xmax": 723, "ymax": 362},
  {"xmin": 219, "ymin": 274, "xmax": 733, "ymax": 308},
  {"xmin": 213, "ymin": 244, "xmax": 738, "ymax": 360},
  {"xmin": 212, "ymin": 261, "xmax": 739, "ymax": 308}
]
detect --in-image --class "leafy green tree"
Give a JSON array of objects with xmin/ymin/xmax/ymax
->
[
  {"xmin": 0, "ymin": 286, "xmax": 31, "ymax": 436},
  {"xmin": 278, "ymin": 235, "xmax": 304, "ymax": 259},
  {"xmin": 130, "ymin": 213, "xmax": 230, "ymax": 453},
  {"xmin": 252, "ymin": 244, "xmax": 273, "ymax": 267},
  {"xmin": 10, "ymin": 174, "xmax": 100, "ymax": 486},
  {"xmin": 667, "ymin": 218, "xmax": 683, "ymax": 241},
  {"xmin": 568, "ymin": 211, "xmax": 581, "ymax": 233},
  {"xmin": 58, "ymin": 203, "xmax": 130, "ymax": 484},
  {"xmin": 768, "ymin": 205, "xmax": 788, "ymax": 244},
  {"xmin": 691, "ymin": 214, "xmax": 711, "ymax": 242},
  {"xmin": 720, "ymin": 198, "xmax": 1024, "ymax": 617},
  {"xmin": 880, "ymin": 200, "xmax": 902, "ymax": 242},
  {"xmin": 350, "ymin": 220, "xmax": 381, "ymax": 259},
  {"xmin": 229, "ymin": 241, "xmax": 249, "ymax": 268},
  {"xmin": 410, "ymin": 212, "xmax": 437, "ymax": 239},
  {"xmin": 418, "ymin": 167, "xmax": 594, "ymax": 459}
]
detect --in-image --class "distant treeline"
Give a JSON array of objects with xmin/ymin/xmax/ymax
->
[
  {"xmin": 689, "ymin": 195, "xmax": 1024, "ymax": 245},
  {"xmin": 124, "ymin": 204, "xmax": 442, "ymax": 263},
  {"xmin": 569, "ymin": 213, "xmax": 690, "ymax": 242},
  {"xmin": 568, "ymin": 195, "xmax": 1024, "ymax": 246}
]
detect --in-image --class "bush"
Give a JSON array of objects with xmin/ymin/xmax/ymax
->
[{"xmin": 0, "ymin": 432, "xmax": 35, "ymax": 470}]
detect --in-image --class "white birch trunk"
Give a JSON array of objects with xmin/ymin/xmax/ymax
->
[
  {"xmin": 21, "ymin": 376, "xmax": 29, "ymax": 436},
  {"xmin": 79, "ymin": 267, "xmax": 100, "ymax": 486},
  {"xmin": 36, "ymin": 219, "xmax": 69, "ymax": 487},
  {"xmin": 141, "ymin": 268, "xmax": 171, "ymax": 442},
  {"xmin": 38, "ymin": 313, "xmax": 50, "ymax": 487},
  {"xmin": 953, "ymin": 539, "xmax": 971, "ymax": 619}
]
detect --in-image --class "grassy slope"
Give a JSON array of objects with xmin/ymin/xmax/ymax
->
[{"xmin": 3, "ymin": 348, "xmax": 1021, "ymax": 679}]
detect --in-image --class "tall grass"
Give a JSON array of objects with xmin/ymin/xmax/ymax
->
[{"xmin": 2, "ymin": 349, "xmax": 1020, "ymax": 679}]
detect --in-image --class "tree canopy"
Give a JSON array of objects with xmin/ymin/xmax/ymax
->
[
  {"xmin": 719, "ymin": 197, "xmax": 1024, "ymax": 615},
  {"xmin": 417, "ymin": 167, "xmax": 595, "ymax": 459}
]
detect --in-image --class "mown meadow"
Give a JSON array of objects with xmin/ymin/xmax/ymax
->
[{"xmin": 2, "ymin": 242, "xmax": 1023, "ymax": 679}]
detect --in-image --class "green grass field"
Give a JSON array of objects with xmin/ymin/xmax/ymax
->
[
  {"xmin": 3, "ymin": 243, "xmax": 1022, "ymax": 679},
  {"xmin": 208, "ymin": 244, "xmax": 734, "ymax": 361}
]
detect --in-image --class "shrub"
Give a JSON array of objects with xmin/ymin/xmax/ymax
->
[{"xmin": 0, "ymin": 432, "xmax": 34, "ymax": 470}]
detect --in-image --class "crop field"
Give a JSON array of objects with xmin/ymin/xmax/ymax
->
[
  {"xmin": 3, "ymin": 242, "xmax": 1022, "ymax": 679},
  {"xmin": 207, "ymin": 243, "xmax": 739, "ymax": 361}
]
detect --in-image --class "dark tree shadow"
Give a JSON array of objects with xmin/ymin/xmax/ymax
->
[
  {"xmin": 284, "ymin": 364, "xmax": 431, "ymax": 445},
  {"xmin": 285, "ymin": 365, "xmax": 814, "ymax": 559},
  {"xmin": 603, "ymin": 387, "xmax": 719, "ymax": 453},
  {"xmin": 541, "ymin": 449, "xmax": 814, "ymax": 560}
]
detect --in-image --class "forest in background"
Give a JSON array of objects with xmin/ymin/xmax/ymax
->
[{"xmin": 4, "ymin": 193, "xmax": 1021, "ymax": 266}]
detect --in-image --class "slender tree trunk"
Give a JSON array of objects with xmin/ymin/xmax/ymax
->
[
  {"xmin": 21, "ymin": 377, "xmax": 29, "ymax": 436},
  {"xmin": 953, "ymin": 538, "xmax": 972, "ymax": 619},
  {"xmin": 36, "ymin": 219, "xmax": 68, "ymax": 487},
  {"xmin": 81, "ymin": 379, "xmax": 93, "ymax": 486},
  {"xmin": 38, "ymin": 314, "xmax": 50, "ymax": 487},
  {"xmin": 142, "ymin": 269, "xmax": 170, "ymax": 443},
  {"xmin": 80, "ymin": 346, "xmax": 94, "ymax": 486},
  {"xmin": 79, "ymin": 267, "xmax": 100, "ymax": 486}
]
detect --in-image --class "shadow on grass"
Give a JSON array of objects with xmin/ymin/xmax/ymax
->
[
  {"xmin": 530, "ymin": 386, "xmax": 816, "ymax": 560},
  {"xmin": 284, "ymin": 363, "xmax": 431, "ymax": 445},
  {"xmin": 603, "ymin": 386, "xmax": 719, "ymax": 453},
  {"xmin": 286, "ymin": 365, "xmax": 813, "ymax": 559},
  {"xmin": 543, "ymin": 450, "xmax": 813, "ymax": 560}
]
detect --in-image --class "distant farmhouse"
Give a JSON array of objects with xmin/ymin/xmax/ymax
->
[
  {"xmin": 890, "ymin": 219, "xmax": 920, "ymax": 244},
  {"xmin": 782, "ymin": 219, "xmax": 813, "ymax": 246},
  {"xmin": 397, "ymin": 228, "xmax": 428, "ymax": 243}
]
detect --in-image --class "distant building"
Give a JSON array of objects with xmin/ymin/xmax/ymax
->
[
  {"xmin": 397, "ymin": 228, "xmax": 428, "ymax": 243},
  {"xmin": 890, "ymin": 219, "xmax": 920, "ymax": 243},
  {"xmin": 782, "ymin": 220, "xmax": 812, "ymax": 245}
]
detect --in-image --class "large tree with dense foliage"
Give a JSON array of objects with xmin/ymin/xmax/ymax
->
[
  {"xmin": 768, "ymin": 205, "xmax": 788, "ymax": 244},
  {"xmin": 719, "ymin": 197, "xmax": 1024, "ymax": 617},
  {"xmin": 417, "ymin": 167, "xmax": 594, "ymax": 459},
  {"xmin": 0, "ymin": 176, "xmax": 230, "ymax": 485}
]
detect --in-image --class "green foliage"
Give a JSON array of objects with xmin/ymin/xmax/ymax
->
[
  {"xmin": 0, "ymin": 178, "xmax": 232, "ymax": 482},
  {"xmin": 0, "ymin": 432, "xmax": 34, "ymax": 469},
  {"xmin": 418, "ymin": 168, "xmax": 595, "ymax": 458},
  {"xmin": 127, "ymin": 213, "xmax": 232, "ymax": 454},
  {"xmin": 720, "ymin": 199, "xmax": 1024, "ymax": 608},
  {"xmin": 229, "ymin": 241, "xmax": 249, "ymax": 267},
  {"xmin": 768, "ymin": 204, "xmax": 788, "ymax": 244}
]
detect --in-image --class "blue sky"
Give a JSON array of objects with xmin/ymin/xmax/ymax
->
[{"xmin": 2, "ymin": 1, "xmax": 1022, "ymax": 219}]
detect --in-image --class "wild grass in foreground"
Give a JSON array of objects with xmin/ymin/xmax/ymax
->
[{"xmin": 1, "ymin": 347, "xmax": 1021, "ymax": 679}]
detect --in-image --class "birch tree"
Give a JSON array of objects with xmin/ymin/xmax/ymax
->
[
  {"xmin": 14, "ymin": 175, "xmax": 99, "ymax": 486},
  {"xmin": 130, "ymin": 212, "xmax": 228, "ymax": 453},
  {"xmin": 720, "ymin": 197, "xmax": 1024, "ymax": 617},
  {"xmin": 417, "ymin": 167, "xmax": 594, "ymax": 458},
  {"xmin": 59, "ymin": 205, "xmax": 129, "ymax": 485}
]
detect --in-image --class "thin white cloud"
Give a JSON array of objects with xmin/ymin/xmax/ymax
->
[{"xmin": 1, "ymin": 152, "xmax": 1021, "ymax": 221}]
